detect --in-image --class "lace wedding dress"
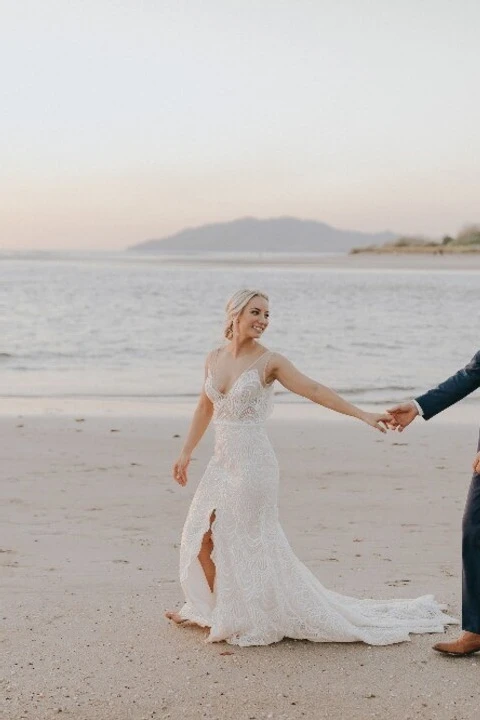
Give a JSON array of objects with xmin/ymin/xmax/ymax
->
[{"xmin": 176, "ymin": 350, "xmax": 457, "ymax": 646}]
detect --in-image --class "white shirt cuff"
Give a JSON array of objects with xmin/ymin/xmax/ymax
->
[{"xmin": 412, "ymin": 399, "xmax": 424, "ymax": 416}]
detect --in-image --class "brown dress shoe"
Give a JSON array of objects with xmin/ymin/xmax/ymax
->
[{"xmin": 433, "ymin": 631, "xmax": 480, "ymax": 656}]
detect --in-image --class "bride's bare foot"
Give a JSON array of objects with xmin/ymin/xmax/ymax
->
[
  {"xmin": 165, "ymin": 610, "xmax": 201, "ymax": 628},
  {"xmin": 165, "ymin": 610, "xmax": 189, "ymax": 625}
]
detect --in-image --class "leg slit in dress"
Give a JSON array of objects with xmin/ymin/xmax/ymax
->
[
  {"xmin": 179, "ymin": 508, "xmax": 218, "ymax": 627},
  {"xmin": 198, "ymin": 510, "xmax": 216, "ymax": 592}
]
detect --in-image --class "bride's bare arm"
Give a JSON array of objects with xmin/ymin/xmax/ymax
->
[
  {"xmin": 268, "ymin": 353, "xmax": 391, "ymax": 433},
  {"xmin": 179, "ymin": 390, "xmax": 213, "ymax": 456},
  {"xmin": 173, "ymin": 356, "xmax": 214, "ymax": 486}
]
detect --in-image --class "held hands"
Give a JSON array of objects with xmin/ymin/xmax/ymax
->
[
  {"xmin": 172, "ymin": 452, "xmax": 190, "ymax": 486},
  {"xmin": 473, "ymin": 452, "xmax": 480, "ymax": 475},
  {"xmin": 386, "ymin": 402, "xmax": 419, "ymax": 432},
  {"xmin": 359, "ymin": 411, "xmax": 394, "ymax": 434}
]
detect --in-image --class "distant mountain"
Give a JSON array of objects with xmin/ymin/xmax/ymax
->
[{"xmin": 129, "ymin": 217, "xmax": 398, "ymax": 254}]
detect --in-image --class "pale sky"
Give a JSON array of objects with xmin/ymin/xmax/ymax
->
[{"xmin": 1, "ymin": 0, "xmax": 479, "ymax": 250}]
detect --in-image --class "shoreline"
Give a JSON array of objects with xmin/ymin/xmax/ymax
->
[
  {"xmin": 129, "ymin": 252, "xmax": 480, "ymax": 271},
  {"xmin": 2, "ymin": 393, "xmax": 479, "ymax": 425},
  {"xmin": 350, "ymin": 247, "xmax": 480, "ymax": 256},
  {"xmin": 3, "ymin": 249, "xmax": 480, "ymax": 271}
]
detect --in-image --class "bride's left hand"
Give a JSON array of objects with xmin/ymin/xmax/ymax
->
[{"xmin": 359, "ymin": 411, "xmax": 393, "ymax": 434}]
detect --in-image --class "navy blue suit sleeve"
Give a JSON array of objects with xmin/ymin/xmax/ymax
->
[{"xmin": 415, "ymin": 350, "xmax": 480, "ymax": 420}]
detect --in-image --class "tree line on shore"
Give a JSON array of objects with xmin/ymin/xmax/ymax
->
[{"xmin": 351, "ymin": 225, "xmax": 480, "ymax": 254}]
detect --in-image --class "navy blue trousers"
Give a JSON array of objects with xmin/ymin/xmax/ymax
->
[{"xmin": 462, "ymin": 431, "xmax": 480, "ymax": 633}]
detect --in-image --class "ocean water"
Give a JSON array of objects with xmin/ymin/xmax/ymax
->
[{"xmin": 1, "ymin": 251, "xmax": 479, "ymax": 407}]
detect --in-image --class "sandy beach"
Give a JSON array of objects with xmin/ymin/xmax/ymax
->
[{"xmin": 1, "ymin": 404, "xmax": 479, "ymax": 720}]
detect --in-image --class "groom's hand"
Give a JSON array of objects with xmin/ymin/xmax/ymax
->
[
  {"xmin": 473, "ymin": 452, "xmax": 480, "ymax": 474},
  {"xmin": 386, "ymin": 401, "xmax": 419, "ymax": 432}
]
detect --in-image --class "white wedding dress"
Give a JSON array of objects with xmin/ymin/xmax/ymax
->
[{"xmin": 176, "ymin": 350, "xmax": 457, "ymax": 646}]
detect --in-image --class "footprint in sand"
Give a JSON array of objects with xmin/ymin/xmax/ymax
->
[
  {"xmin": 441, "ymin": 566, "xmax": 456, "ymax": 577},
  {"xmin": 0, "ymin": 549, "xmax": 17, "ymax": 566}
]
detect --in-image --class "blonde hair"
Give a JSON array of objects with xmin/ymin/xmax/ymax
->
[{"xmin": 224, "ymin": 289, "xmax": 269, "ymax": 340}]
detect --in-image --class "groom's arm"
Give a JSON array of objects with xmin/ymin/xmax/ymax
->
[{"xmin": 415, "ymin": 350, "xmax": 480, "ymax": 421}]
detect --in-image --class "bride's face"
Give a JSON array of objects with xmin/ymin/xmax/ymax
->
[{"xmin": 237, "ymin": 296, "xmax": 269, "ymax": 339}]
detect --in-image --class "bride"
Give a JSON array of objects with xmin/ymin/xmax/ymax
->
[{"xmin": 166, "ymin": 289, "xmax": 456, "ymax": 646}]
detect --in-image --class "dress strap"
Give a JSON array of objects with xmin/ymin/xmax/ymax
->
[
  {"xmin": 243, "ymin": 350, "xmax": 274, "ymax": 386},
  {"xmin": 243, "ymin": 349, "xmax": 271, "ymax": 375},
  {"xmin": 207, "ymin": 347, "xmax": 222, "ymax": 377},
  {"xmin": 261, "ymin": 351, "xmax": 275, "ymax": 386}
]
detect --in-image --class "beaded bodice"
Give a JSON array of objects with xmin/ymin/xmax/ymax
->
[{"xmin": 205, "ymin": 367, "xmax": 275, "ymax": 425}]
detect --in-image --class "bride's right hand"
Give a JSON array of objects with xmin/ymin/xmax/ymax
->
[
  {"xmin": 359, "ymin": 411, "xmax": 393, "ymax": 434},
  {"xmin": 173, "ymin": 453, "xmax": 190, "ymax": 486}
]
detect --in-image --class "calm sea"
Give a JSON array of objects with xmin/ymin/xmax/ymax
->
[{"xmin": 1, "ymin": 251, "xmax": 479, "ymax": 407}]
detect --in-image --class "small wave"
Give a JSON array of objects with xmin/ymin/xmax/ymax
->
[
  {"xmin": 1, "ymin": 392, "xmax": 478, "ymax": 409},
  {"xmin": 242, "ymin": 385, "xmax": 417, "ymax": 397},
  {"xmin": 10, "ymin": 351, "xmax": 114, "ymax": 362},
  {"xmin": 0, "ymin": 391, "xmax": 203, "ymax": 399},
  {"xmin": 0, "ymin": 352, "xmax": 13, "ymax": 359},
  {"xmin": 351, "ymin": 342, "xmax": 403, "ymax": 351},
  {"xmin": 330, "ymin": 385, "xmax": 417, "ymax": 396}
]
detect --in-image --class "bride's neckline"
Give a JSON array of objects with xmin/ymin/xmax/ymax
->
[{"xmin": 210, "ymin": 349, "xmax": 270, "ymax": 397}]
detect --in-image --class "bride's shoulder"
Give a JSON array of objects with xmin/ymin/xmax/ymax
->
[
  {"xmin": 262, "ymin": 350, "xmax": 287, "ymax": 385},
  {"xmin": 264, "ymin": 349, "xmax": 286, "ymax": 364},
  {"xmin": 265, "ymin": 352, "xmax": 299, "ymax": 379},
  {"xmin": 208, "ymin": 345, "xmax": 225, "ymax": 356},
  {"xmin": 263, "ymin": 351, "xmax": 289, "ymax": 376},
  {"xmin": 205, "ymin": 346, "xmax": 225, "ymax": 367}
]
